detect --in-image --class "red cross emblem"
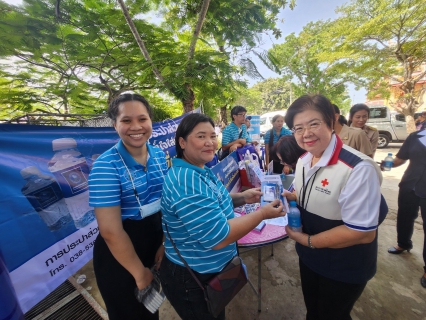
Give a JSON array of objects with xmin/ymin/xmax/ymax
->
[{"xmin": 321, "ymin": 179, "xmax": 329, "ymax": 187}]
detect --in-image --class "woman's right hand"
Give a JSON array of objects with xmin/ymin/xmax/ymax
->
[
  {"xmin": 135, "ymin": 267, "xmax": 154, "ymax": 290},
  {"xmin": 260, "ymin": 199, "xmax": 285, "ymax": 219}
]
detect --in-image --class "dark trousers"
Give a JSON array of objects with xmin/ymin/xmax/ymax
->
[
  {"xmin": 159, "ymin": 256, "xmax": 225, "ymax": 320},
  {"xmin": 396, "ymin": 189, "xmax": 426, "ymax": 273},
  {"xmin": 93, "ymin": 213, "xmax": 163, "ymax": 320},
  {"xmin": 299, "ymin": 259, "xmax": 367, "ymax": 320}
]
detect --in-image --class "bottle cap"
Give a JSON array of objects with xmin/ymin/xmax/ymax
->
[
  {"xmin": 52, "ymin": 138, "xmax": 77, "ymax": 151},
  {"xmin": 289, "ymin": 200, "xmax": 297, "ymax": 207},
  {"xmin": 388, "ymin": 153, "xmax": 392, "ymax": 156},
  {"xmin": 20, "ymin": 166, "xmax": 41, "ymax": 179}
]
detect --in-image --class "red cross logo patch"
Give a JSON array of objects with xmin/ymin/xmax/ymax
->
[{"xmin": 321, "ymin": 179, "xmax": 329, "ymax": 187}]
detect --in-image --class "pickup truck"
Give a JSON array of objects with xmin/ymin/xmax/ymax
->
[{"xmin": 366, "ymin": 105, "xmax": 422, "ymax": 148}]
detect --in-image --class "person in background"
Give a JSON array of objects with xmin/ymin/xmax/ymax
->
[
  {"xmin": 386, "ymin": 128, "xmax": 426, "ymax": 288},
  {"xmin": 272, "ymin": 135, "xmax": 306, "ymax": 174},
  {"xmin": 88, "ymin": 93, "xmax": 168, "ymax": 320},
  {"xmin": 348, "ymin": 103, "xmax": 379, "ymax": 157},
  {"xmin": 245, "ymin": 116, "xmax": 257, "ymax": 145},
  {"xmin": 220, "ymin": 106, "xmax": 249, "ymax": 159},
  {"xmin": 283, "ymin": 94, "xmax": 382, "ymax": 320},
  {"xmin": 264, "ymin": 114, "xmax": 292, "ymax": 172},
  {"xmin": 333, "ymin": 104, "xmax": 373, "ymax": 158},
  {"xmin": 160, "ymin": 113, "xmax": 285, "ymax": 319},
  {"xmin": 415, "ymin": 111, "xmax": 426, "ymax": 131},
  {"xmin": 245, "ymin": 116, "xmax": 252, "ymax": 131}
]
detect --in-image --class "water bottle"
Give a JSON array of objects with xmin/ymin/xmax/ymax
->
[
  {"xmin": 288, "ymin": 201, "xmax": 302, "ymax": 232},
  {"xmin": 48, "ymin": 138, "xmax": 95, "ymax": 229},
  {"xmin": 383, "ymin": 153, "xmax": 394, "ymax": 171},
  {"xmin": 20, "ymin": 166, "xmax": 72, "ymax": 231}
]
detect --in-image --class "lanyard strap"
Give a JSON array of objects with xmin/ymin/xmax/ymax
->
[
  {"xmin": 115, "ymin": 145, "xmax": 164, "ymax": 219},
  {"xmin": 165, "ymin": 224, "xmax": 206, "ymax": 291},
  {"xmin": 300, "ymin": 167, "xmax": 321, "ymax": 210}
]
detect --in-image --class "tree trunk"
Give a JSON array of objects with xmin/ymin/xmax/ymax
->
[
  {"xmin": 117, "ymin": 0, "xmax": 164, "ymax": 82},
  {"xmin": 187, "ymin": 0, "xmax": 211, "ymax": 61},
  {"xmin": 181, "ymin": 84, "xmax": 195, "ymax": 113},
  {"xmin": 219, "ymin": 105, "xmax": 228, "ymax": 127},
  {"xmin": 405, "ymin": 114, "xmax": 416, "ymax": 133}
]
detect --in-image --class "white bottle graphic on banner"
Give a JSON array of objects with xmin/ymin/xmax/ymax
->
[
  {"xmin": 20, "ymin": 166, "xmax": 72, "ymax": 231},
  {"xmin": 48, "ymin": 138, "xmax": 95, "ymax": 229}
]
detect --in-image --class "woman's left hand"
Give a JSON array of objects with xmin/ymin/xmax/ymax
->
[
  {"xmin": 154, "ymin": 243, "xmax": 165, "ymax": 270},
  {"xmin": 285, "ymin": 225, "xmax": 307, "ymax": 244},
  {"xmin": 243, "ymin": 188, "xmax": 262, "ymax": 204}
]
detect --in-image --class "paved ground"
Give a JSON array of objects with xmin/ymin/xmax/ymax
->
[{"xmin": 75, "ymin": 143, "xmax": 426, "ymax": 319}]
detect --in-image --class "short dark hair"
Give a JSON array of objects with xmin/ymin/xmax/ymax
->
[
  {"xmin": 348, "ymin": 103, "xmax": 370, "ymax": 126},
  {"xmin": 272, "ymin": 135, "xmax": 306, "ymax": 167},
  {"xmin": 175, "ymin": 113, "xmax": 215, "ymax": 158},
  {"xmin": 285, "ymin": 94, "xmax": 335, "ymax": 130},
  {"xmin": 230, "ymin": 106, "xmax": 247, "ymax": 122},
  {"xmin": 108, "ymin": 93, "xmax": 153, "ymax": 122}
]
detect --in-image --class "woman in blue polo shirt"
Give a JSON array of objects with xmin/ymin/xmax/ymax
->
[
  {"xmin": 159, "ymin": 113, "xmax": 285, "ymax": 320},
  {"xmin": 88, "ymin": 93, "xmax": 168, "ymax": 320},
  {"xmin": 264, "ymin": 114, "xmax": 292, "ymax": 172}
]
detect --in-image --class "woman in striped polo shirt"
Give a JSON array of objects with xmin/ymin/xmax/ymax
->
[
  {"xmin": 88, "ymin": 93, "xmax": 168, "ymax": 320},
  {"xmin": 159, "ymin": 113, "xmax": 285, "ymax": 320}
]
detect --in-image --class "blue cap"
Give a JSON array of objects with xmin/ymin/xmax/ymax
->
[{"xmin": 246, "ymin": 116, "xmax": 252, "ymax": 120}]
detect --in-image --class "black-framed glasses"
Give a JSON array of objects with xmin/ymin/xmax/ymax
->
[
  {"xmin": 291, "ymin": 121, "xmax": 323, "ymax": 135},
  {"xmin": 237, "ymin": 113, "xmax": 246, "ymax": 117}
]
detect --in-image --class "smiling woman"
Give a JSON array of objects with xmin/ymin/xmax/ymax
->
[
  {"xmin": 283, "ymin": 94, "xmax": 383, "ymax": 320},
  {"xmin": 88, "ymin": 93, "xmax": 168, "ymax": 320},
  {"xmin": 159, "ymin": 113, "xmax": 285, "ymax": 320}
]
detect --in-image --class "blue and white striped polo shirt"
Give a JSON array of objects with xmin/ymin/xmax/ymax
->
[
  {"xmin": 161, "ymin": 158, "xmax": 237, "ymax": 273},
  {"xmin": 264, "ymin": 127, "xmax": 292, "ymax": 144},
  {"xmin": 88, "ymin": 140, "xmax": 168, "ymax": 220},
  {"xmin": 221, "ymin": 122, "xmax": 249, "ymax": 146}
]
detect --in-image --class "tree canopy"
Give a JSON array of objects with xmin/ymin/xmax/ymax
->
[
  {"xmin": 269, "ymin": 21, "xmax": 351, "ymax": 110},
  {"xmin": 325, "ymin": 0, "xmax": 426, "ymax": 132},
  {"xmin": 0, "ymin": 0, "xmax": 295, "ymax": 122}
]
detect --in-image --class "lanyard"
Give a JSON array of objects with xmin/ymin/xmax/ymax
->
[
  {"xmin": 115, "ymin": 145, "xmax": 164, "ymax": 218},
  {"xmin": 300, "ymin": 166, "xmax": 321, "ymax": 210}
]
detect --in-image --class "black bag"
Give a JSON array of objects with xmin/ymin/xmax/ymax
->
[{"xmin": 165, "ymin": 225, "xmax": 248, "ymax": 318}]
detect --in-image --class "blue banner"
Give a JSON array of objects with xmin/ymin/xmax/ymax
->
[
  {"xmin": 211, "ymin": 151, "xmax": 241, "ymax": 193},
  {"xmin": 0, "ymin": 112, "xmax": 191, "ymax": 313}
]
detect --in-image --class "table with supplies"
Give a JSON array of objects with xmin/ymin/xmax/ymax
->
[{"xmin": 237, "ymin": 211, "xmax": 288, "ymax": 312}]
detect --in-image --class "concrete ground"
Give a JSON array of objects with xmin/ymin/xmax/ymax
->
[{"xmin": 74, "ymin": 144, "xmax": 426, "ymax": 320}]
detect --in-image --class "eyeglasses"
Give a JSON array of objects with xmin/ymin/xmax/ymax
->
[
  {"xmin": 237, "ymin": 113, "xmax": 246, "ymax": 117},
  {"xmin": 291, "ymin": 121, "xmax": 323, "ymax": 135}
]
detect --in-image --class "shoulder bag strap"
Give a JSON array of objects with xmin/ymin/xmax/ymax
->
[{"xmin": 164, "ymin": 224, "xmax": 205, "ymax": 291}]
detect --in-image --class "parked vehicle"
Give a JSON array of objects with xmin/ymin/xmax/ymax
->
[
  {"xmin": 366, "ymin": 105, "xmax": 423, "ymax": 148},
  {"xmin": 259, "ymin": 110, "xmax": 288, "ymax": 136}
]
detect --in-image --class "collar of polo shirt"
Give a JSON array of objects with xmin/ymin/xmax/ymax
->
[{"xmin": 116, "ymin": 140, "xmax": 151, "ymax": 169}]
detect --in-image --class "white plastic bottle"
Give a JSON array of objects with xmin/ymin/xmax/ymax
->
[
  {"xmin": 20, "ymin": 166, "xmax": 72, "ymax": 231},
  {"xmin": 288, "ymin": 200, "xmax": 302, "ymax": 232},
  {"xmin": 48, "ymin": 138, "xmax": 95, "ymax": 229},
  {"xmin": 383, "ymin": 153, "xmax": 394, "ymax": 171}
]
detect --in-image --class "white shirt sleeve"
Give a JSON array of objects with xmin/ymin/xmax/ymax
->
[{"xmin": 338, "ymin": 161, "xmax": 381, "ymax": 231}]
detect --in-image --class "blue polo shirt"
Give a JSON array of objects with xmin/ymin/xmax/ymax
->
[
  {"xmin": 88, "ymin": 140, "xmax": 168, "ymax": 220},
  {"xmin": 221, "ymin": 122, "xmax": 250, "ymax": 146},
  {"xmin": 264, "ymin": 127, "xmax": 292, "ymax": 144},
  {"xmin": 161, "ymin": 158, "xmax": 237, "ymax": 273}
]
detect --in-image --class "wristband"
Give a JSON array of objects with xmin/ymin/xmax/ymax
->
[{"xmin": 308, "ymin": 235, "xmax": 315, "ymax": 249}]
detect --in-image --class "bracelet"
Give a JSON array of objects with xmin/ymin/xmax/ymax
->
[{"xmin": 308, "ymin": 235, "xmax": 315, "ymax": 249}]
